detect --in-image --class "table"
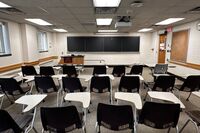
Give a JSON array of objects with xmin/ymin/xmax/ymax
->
[
  {"xmin": 64, "ymin": 92, "xmax": 90, "ymax": 124},
  {"xmin": 147, "ymin": 91, "xmax": 185, "ymax": 108},
  {"xmin": 0, "ymin": 94, "xmax": 4, "ymax": 109},
  {"xmin": 115, "ymin": 92, "xmax": 142, "ymax": 123},
  {"xmin": 15, "ymin": 94, "xmax": 47, "ymax": 132}
]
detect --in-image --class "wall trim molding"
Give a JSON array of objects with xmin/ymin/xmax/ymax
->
[
  {"xmin": 0, "ymin": 56, "xmax": 58, "ymax": 73},
  {"xmin": 170, "ymin": 60, "xmax": 200, "ymax": 70}
]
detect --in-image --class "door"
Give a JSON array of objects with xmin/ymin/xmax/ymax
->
[{"xmin": 158, "ymin": 34, "xmax": 167, "ymax": 63}]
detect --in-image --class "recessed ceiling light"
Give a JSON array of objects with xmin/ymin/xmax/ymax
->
[
  {"xmin": 93, "ymin": 0, "xmax": 121, "ymax": 7},
  {"xmin": 155, "ymin": 18, "xmax": 185, "ymax": 25},
  {"xmin": 138, "ymin": 28, "xmax": 153, "ymax": 32},
  {"xmin": 25, "ymin": 18, "xmax": 52, "ymax": 26},
  {"xmin": 53, "ymin": 29, "xmax": 67, "ymax": 32},
  {"xmin": 98, "ymin": 30, "xmax": 118, "ymax": 32},
  {"xmin": 96, "ymin": 18, "xmax": 112, "ymax": 25},
  {"xmin": 0, "ymin": 2, "xmax": 11, "ymax": 8}
]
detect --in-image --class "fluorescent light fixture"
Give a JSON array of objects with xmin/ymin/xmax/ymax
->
[
  {"xmin": 155, "ymin": 18, "xmax": 185, "ymax": 25},
  {"xmin": 96, "ymin": 18, "xmax": 112, "ymax": 25},
  {"xmin": 93, "ymin": 0, "xmax": 121, "ymax": 7},
  {"xmin": 98, "ymin": 30, "xmax": 118, "ymax": 32},
  {"xmin": 138, "ymin": 28, "xmax": 153, "ymax": 32},
  {"xmin": 0, "ymin": 2, "xmax": 11, "ymax": 8},
  {"xmin": 53, "ymin": 29, "xmax": 68, "ymax": 32},
  {"xmin": 25, "ymin": 18, "xmax": 52, "ymax": 26}
]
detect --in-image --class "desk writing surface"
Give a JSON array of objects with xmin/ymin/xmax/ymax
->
[
  {"xmin": 0, "ymin": 94, "xmax": 4, "ymax": 98},
  {"xmin": 192, "ymin": 92, "xmax": 200, "ymax": 98},
  {"xmin": 15, "ymin": 94, "xmax": 47, "ymax": 112},
  {"xmin": 125, "ymin": 74, "xmax": 144, "ymax": 81},
  {"xmin": 148, "ymin": 92, "xmax": 185, "ymax": 108},
  {"xmin": 115, "ymin": 92, "xmax": 142, "ymax": 110},
  {"xmin": 64, "ymin": 92, "xmax": 90, "ymax": 108}
]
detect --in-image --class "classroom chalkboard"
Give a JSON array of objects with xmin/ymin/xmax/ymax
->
[{"xmin": 67, "ymin": 36, "xmax": 140, "ymax": 52}]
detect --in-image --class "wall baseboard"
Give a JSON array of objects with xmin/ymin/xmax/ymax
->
[{"xmin": 0, "ymin": 56, "xmax": 58, "ymax": 73}]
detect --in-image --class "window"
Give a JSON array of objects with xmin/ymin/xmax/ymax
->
[
  {"xmin": 37, "ymin": 31, "xmax": 48, "ymax": 52},
  {"xmin": 0, "ymin": 22, "xmax": 11, "ymax": 56}
]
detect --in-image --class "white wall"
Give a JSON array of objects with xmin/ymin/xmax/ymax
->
[
  {"xmin": 166, "ymin": 20, "xmax": 200, "ymax": 64},
  {"xmin": 0, "ymin": 20, "xmax": 23, "ymax": 67},
  {"xmin": 56, "ymin": 33, "xmax": 156, "ymax": 65},
  {"xmin": 0, "ymin": 20, "xmax": 56, "ymax": 67}
]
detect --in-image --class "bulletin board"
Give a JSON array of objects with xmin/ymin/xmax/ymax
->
[{"xmin": 171, "ymin": 30, "xmax": 189, "ymax": 63}]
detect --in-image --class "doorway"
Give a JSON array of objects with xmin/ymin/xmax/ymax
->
[{"xmin": 158, "ymin": 34, "xmax": 167, "ymax": 63}]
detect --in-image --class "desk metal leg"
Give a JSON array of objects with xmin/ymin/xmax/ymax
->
[
  {"xmin": 110, "ymin": 79, "xmax": 113, "ymax": 104},
  {"xmin": 0, "ymin": 95, "xmax": 4, "ymax": 109},
  {"xmin": 25, "ymin": 107, "xmax": 37, "ymax": 133}
]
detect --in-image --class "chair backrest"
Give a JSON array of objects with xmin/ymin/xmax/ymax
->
[
  {"xmin": 139, "ymin": 102, "xmax": 180, "ymax": 129},
  {"xmin": 119, "ymin": 76, "xmax": 140, "ymax": 93},
  {"xmin": 90, "ymin": 76, "xmax": 110, "ymax": 93},
  {"xmin": 130, "ymin": 65, "xmax": 143, "ymax": 75},
  {"xmin": 62, "ymin": 77, "xmax": 84, "ymax": 92},
  {"xmin": 0, "ymin": 78, "xmax": 24, "ymax": 95},
  {"xmin": 21, "ymin": 66, "xmax": 37, "ymax": 76},
  {"xmin": 40, "ymin": 66, "xmax": 55, "ymax": 76},
  {"xmin": 152, "ymin": 76, "xmax": 175, "ymax": 92},
  {"xmin": 0, "ymin": 109, "xmax": 23, "ymax": 133},
  {"xmin": 35, "ymin": 76, "xmax": 57, "ymax": 93},
  {"xmin": 112, "ymin": 65, "xmax": 125, "ymax": 77},
  {"xmin": 40, "ymin": 106, "xmax": 82, "ymax": 132},
  {"xmin": 180, "ymin": 75, "xmax": 200, "ymax": 92},
  {"xmin": 93, "ymin": 66, "xmax": 107, "ymax": 75},
  {"xmin": 62, "ymin": 65, "xmax": 77, "ymax": 77},
  {"xmin": 154, "ymin": 64, "xmax": 168, "ymax": 74},
  {"xmin": 97, "ymin": 103, "xmax": 134, "ymax": 131}
]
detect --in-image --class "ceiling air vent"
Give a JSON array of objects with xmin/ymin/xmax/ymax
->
[
  {"xmin": 95, "ymin": 7, "xmax": 117, "ymax": 14},
  {"xmin": 0, "ymin": 8, "xmax": 24, "ymax": 15},
  {"xmin": 188, "ymin": 7, "xmax": 200, "ymax": 13}
]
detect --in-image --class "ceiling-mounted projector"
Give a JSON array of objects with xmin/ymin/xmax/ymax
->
[{"xmin": 115, "ymin": 16, "xmax": 132, "ymax": 28}]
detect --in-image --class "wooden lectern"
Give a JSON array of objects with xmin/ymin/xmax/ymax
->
[{"xmin": 59, "ymin": 55, "xmax": 84, "ymax": 65}]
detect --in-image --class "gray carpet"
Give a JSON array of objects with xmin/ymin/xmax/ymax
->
[{"xmin": 2, "ymin": 67, "xmax": 200, "ymax": 133}]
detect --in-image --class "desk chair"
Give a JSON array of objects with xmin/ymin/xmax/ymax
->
[
  {"xmin": 90, "ymin": 76, "xmax": 112, "ymax": 103},
  {"xmin": 34, "ymin": 76, "xmax": 58, "ymax": 93},
  {"xmin": 40, "ymin": 66, "xmax": 55, "ymax": 76},
  {"xmin": 60, "ymin": 77, "xmax": 87, "ymax": 105},
  {"xmin": 139, "ymin": 102, "xmax": 180, "ymax": 133},
  {"xmin": 129, "ymin": 65, "xmax": 143, "ymax": 75},
  {"xmin": 62, "ymin": 77, "xmax": 87, "ymax": 93},
  {"xmin": 0, "ymin": 109, "xmax": 36, "ymax": 133},
  {"xmin": 154, "ymin": 64, "xmax": 168, "ymax": 74},
  {"xmin": 93, "ymin": 66, "xmax": 107, "ymax": 75},
  {"xmin": 175, "ymin": 75, "xmax": 200, "ymax": 101},
  {"xmin": 21, "ymin": 66, "xmax": 37, "ymax": 76},
  {"xmin": 112, "ymin": 65, "xmax": 125, "ymax": 77},
  {"xmin": 96, "ymin": 103, "xmax": 134, "ymax": 133},
  {"xmin": 41, "ymin": 106, "xmax": 85, "ymax": 133},
  {"xmin": 144, "ymin": 75, "xmax": 175, "ymax": 100},
  {"xmin": 62, "ymin": 65, "xmax": 78, "ymax": 77},
  {"xmin": 118, "ymin": 76, "xmax": 140, "ymax": 93},
  {"xmin": 0, "ymin": 78, "xmax": 30, "ymax": 103}
]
